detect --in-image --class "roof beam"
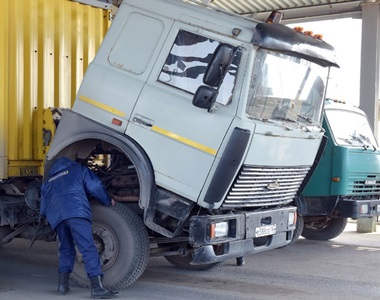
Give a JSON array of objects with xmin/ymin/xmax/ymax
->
[{"xmin": 249, "ymin": 1, "xmax": 363, "ymax": 23}]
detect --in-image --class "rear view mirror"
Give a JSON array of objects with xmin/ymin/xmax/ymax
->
[
  {"xmin": 203, "ymin": 44, "xmax": 236, "ymax": 87},
  {"xmin": 192, "ymin": 86, "xmax": 218, "ymax": 112}
]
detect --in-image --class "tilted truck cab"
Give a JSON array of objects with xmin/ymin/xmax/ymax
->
[
  {"xmin": 0, "ymin": 0, "xmax": 338, "ymax": 290},
  {"xmin": 295, "ymin": 99, "xmax": 380, "ymax": 240}
]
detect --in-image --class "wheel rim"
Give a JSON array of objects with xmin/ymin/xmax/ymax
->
[
  {"xmin": 93, "ymin": 221, "xmax": 120, "ymax": 270},
  {"xmin": 75, "ymin": 221, "xmax": 120, "ymax": 271}
]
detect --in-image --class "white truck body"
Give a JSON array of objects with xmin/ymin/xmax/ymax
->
[{"xmin": 1, "ymin": 0, "xmax": 338, "ymax": 289}]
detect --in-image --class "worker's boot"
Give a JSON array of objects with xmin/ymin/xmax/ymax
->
[
  {"xmin": 90, "ymin": 275, "xmax": 119, "ymax": 299},
  {"xmin": 57, "ymin": 272, "xmax": 70, "ymax": 295}
]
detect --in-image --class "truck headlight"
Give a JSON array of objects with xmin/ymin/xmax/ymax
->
[
  {"xmin": 210, "ymin": 221, "xmax": 229, "ymax": 239},
  {"xmin": 288, "ymin": 211, "xmax": 297, "ymax": 226},
  {"xmin": 360, "ymin": 204, "xmax": 369, "ymax": 214}
]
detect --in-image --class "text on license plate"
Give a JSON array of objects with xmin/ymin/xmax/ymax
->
[{"xmin": 255, "ymin": 224, "xmax": 277, "ymax": 237}]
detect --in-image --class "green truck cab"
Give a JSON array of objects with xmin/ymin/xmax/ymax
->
[{"xmin": 296, "ymin": 99, "xmax": 380, "ymax": 240}]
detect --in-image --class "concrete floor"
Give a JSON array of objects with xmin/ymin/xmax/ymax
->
[{"xmin": 0, "ymin": 221, "xmax": 379, "ymax": 300}]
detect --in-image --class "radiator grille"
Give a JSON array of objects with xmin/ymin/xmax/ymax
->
[
  {"xmin": 349, "ymin": 174, "xmax": 380, "ymax": 195},
  {"xmin": 222, "ymin": 165, "xmax": 310, "ymax": 208}
]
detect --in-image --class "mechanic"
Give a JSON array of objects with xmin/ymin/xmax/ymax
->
[{"xmin": 40, "ymin": 156, "xmax": 119, "ymax": 299}]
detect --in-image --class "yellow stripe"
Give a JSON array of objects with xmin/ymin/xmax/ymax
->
[
  {"xmin": 152, "ymin": 125, "xmax": 217, "ymax": 156},
  {"xmin": 78, "ymin": 95, "xmax": 126, "ymax": 117}
]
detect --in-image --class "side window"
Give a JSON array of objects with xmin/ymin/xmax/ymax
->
[{"xmin": 158, "ymin": 30, "xmax": 241, "ymax": 105}]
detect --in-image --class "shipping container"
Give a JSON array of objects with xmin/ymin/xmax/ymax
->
[{"xmin": 0, "ymin": 0, "xmax": 109, "ymax": 178}]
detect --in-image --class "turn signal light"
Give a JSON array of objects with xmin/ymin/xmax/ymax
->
[
  {"xmin": 293, "ymin": 27, "xmax": 324, "ymax": 41},
  {"xmin": 210, "ymin": 222, "xmax": 229, "ymax": 239},
  {"xmin": 112, "ymin": 118, "xmax": 123, "ymax": 126},
  {"xmin": 304, "ymin": 30, "xmax": 313, "ymax": 36}
]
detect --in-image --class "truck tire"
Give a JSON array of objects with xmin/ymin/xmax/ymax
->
[
  {"xmin": 301, "ymin": 217, "xmax": 348, "ymax": 241},
  {"xmin": 161, "ymin": 242, "xmax": 223, "ymax": 271},
  {"xmin": 70, "ymin": 203, "xmax": 150, "ymax": 290}
]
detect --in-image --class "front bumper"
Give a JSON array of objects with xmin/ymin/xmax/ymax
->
[
  {"xmin": 337, "ymin": 198, "xmax": 380, "ymax": 218},
  {"xmin": 189, "ymin": 206, "xmax": 297, "ymax": 264}
]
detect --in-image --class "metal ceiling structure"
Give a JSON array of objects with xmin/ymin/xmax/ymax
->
[
  {"xmin": 184, "ymin": 0, "xmax": 363, "ymax": 23},
  {"xmin": 94, "ymin": 0, "xmax": 364, "ymax": 23}
]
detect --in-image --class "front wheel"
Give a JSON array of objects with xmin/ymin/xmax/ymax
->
[
  {"xmin": 71, "ymin": 203, "xmax": 150, "ymax": 290},
  {"xmin": 301, "ymin": 217, "xmax": 347, "ymax": 241}
]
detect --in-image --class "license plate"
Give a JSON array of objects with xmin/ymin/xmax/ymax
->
[{"xmin": 255, "ymin": 224, "xmax": 277, "ymax": 237}]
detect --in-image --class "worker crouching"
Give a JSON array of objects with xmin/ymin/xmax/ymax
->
[{"xmin": 40, "ymin": 157, "xmax": 119, "ymax": 299}]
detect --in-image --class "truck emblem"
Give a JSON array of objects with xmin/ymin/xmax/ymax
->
[
  {"xmin": 365, "ymin": 180, "xmax": 376, "ymax": 185},
  {"xmin": 267, "ymin": 180, "xmax": 281, "ymax": 190}
]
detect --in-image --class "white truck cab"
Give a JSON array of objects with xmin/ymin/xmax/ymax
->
[{"xmin": 46, "ymin": 0, "xmax": 338, "ymax": 289}]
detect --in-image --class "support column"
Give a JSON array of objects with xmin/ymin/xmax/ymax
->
[
  {"xmin": 358, "ymin": 2, "xmax": 380, "ymax": 232},
  {"xmin": 360, "ymin": 1, "xmax": 380, "ymax": 137}
]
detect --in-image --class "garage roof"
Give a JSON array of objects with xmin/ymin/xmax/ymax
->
[
  {"xmin": 90, "ymin": 0, "xmax": 363, "ymax": 23},
  {"xmin": 183, "ymin": 0, "xmax": 363, "ymax": 23}
]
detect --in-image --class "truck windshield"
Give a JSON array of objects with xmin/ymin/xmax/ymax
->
[
  {"xmin": 325, "ymin": 109, "xmax": 379, "ymax": 148},
  {"xmin": 246, "ymin": 49, "xmax": 328, "ymax": 126}
]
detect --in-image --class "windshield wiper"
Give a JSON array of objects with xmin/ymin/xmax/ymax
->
[
  {"xmin": 262, "ymin": 118, "xmax": 292, "ymax": 131},
  {"xmin": 358, "ymin": 134, "xmax": 377, "ymax": 150},
  {"xmin": 275, "ymin": 117, "xmax": 312, "ymax": 132},
  {"xmin": 358, "ymin": 134, "xmax": 373, "ymax": 144},
  {"xmin": 297, "ymin": 114, "xmax": 313, "ymax": 123},
  {"xmin": 297, "ymin": 114, "xmax": 321, "ymax": 125},
  {"xmin": 348, "ymin": 135, "xmax": 376, "ymax": 150},
  {"xmin": 297, "ymin": 115, "xmax": 324, "ymax": 132},
  {"xmin": 337, "ymin": 137, "xmax": 353, "ymax": 145}
]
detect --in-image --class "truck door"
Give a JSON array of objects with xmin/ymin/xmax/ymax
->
[{"xmin": 126, "ymin": 25, "xmax": 242, "ymax": 201}]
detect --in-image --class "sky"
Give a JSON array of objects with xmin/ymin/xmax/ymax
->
[{"xmin": 287, "ymin": 18, "xmax": 362, "ymax": 106}]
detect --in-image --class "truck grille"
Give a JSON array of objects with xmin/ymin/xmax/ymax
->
[
  {"xmin": 222, "ymin": 165, "xmax": 310, "ymax": 208},
  {"xmin": 349, "ymin": 174, "xmax": 380, "ymax": 195}
]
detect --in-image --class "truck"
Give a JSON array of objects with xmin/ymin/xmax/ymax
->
[
  {"xmin": 0, "ymin": 0, "xmax": 338, "ymax": 290},
  {"xmin": 294, "ymin": 99, "xmax": 380, "ymax": 240}
]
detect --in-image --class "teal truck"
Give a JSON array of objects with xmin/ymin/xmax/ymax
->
[{"xmin": 295, "ymin": 99, "xmax": 380, "ymax": 240}]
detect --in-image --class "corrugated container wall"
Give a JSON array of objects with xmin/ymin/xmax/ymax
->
[{"xmin": 0, "ymin": 0, "xmax": 109, "ymax": 179}]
